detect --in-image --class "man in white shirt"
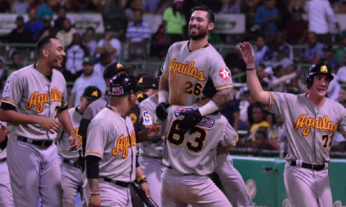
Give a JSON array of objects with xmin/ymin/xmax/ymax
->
[
  {"xmin": 93, "ymin": 53, "xmax": 112, "ymax": 78},
  {"xmin": 69, "ymin": 57, "xmax": 107, "ymax": 108},
  {"xmin": 304, "ymin": 0, "xmax": 339, "ymax": 44},
  {"xmin": 337, "ymin": 54, "xmax": 346, "ymax": 84},
  {"xmin": 96, "ymin": 25, "xmax": 121, "ymax": 62}
]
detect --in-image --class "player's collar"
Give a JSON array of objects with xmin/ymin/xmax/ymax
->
[{"xmin": 187, "ymin": 41, "xmax": 210, "ymax": 52}]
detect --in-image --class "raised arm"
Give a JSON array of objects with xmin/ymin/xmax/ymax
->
[{"xmin": 237, "ymin": 42, "xmax": 270, "ymax": 106}]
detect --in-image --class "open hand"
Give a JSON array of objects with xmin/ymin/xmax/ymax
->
[
  {"xmin": 144, "ymin": 122, "xmax": 162, "ymax": 138},
  {"xmin": 69, "ymin": 134, "xmax": 81, "ymax": 151},
  {"xmin": 37, "ymin": 117, "xmax": 62, "ymax": 134},
  {"xmin": 237, "ymin": 42, "xmax": 256, "ymax": 68}
]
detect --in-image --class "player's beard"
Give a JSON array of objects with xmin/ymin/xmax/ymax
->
[{"xmin": 189, "ymin": 26, "xmax": 208, "ymax": 41}]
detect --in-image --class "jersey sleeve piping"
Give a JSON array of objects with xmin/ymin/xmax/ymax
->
[
  {"xmin": 263, "ymin": 92, "xmax": 274, "ymax": 111},
  {"xmin": 215, "ymin": 83, "xmax": 233, "ymax": 90},
  {"xmin": 85, "ymin": 151, "xmax": 103, "ymax": 158},
  {"xmin": 1, "ymin": 98, "xmax": 18, "ymax": 107},
  {"xmin": 229, "ymin": 135, "xmax": 238, "ymax": 149},
  {"xmin": 163, "ymin": 70, "xmax": 169, "ymax": 75}
]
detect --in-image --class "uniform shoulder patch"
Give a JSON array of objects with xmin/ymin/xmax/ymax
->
[
  {"xmin": 142, "ymin": 111, "xmax": 153, "ymax": 126},
  {"xmin": 219, "ymin": 68, "xmax": 231, "ymax": 80},
  {"xmin": 129, "ymin": 113, "xmax": 137, "ymax": 124},
  {"xmin": 2, "ymin": 80, "xmax": 10, "ymax": 98},
  {"xmin": 174, "ymin": 107, "xmax": 193, "ymax": 117}
]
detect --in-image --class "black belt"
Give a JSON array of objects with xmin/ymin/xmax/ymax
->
[
  {"xmin": 17, "ymin": 136, "xmax": 53, "ymax": 148},
  {"xmin": 0, "ymin": 157, "xmax": 6, "ymax": 162},
  {"xmin": 103, "ymin": 177, "xmax": 130, "ymax": 188},
  {"xmin": 63, "ymin": 158, "xmax": 81, "ymax": 169},
  {"xmin": 290, "ymin": 160, "xmax": 325, "ymax": 171}
]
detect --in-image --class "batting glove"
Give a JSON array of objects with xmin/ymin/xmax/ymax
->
[
  {"xmin": 180, "ymin": 110, "xmax": 202, "ymax": 134},
  {"xmin": 156, "ymin": 103, "xmax": 170, "ymax": 121}
]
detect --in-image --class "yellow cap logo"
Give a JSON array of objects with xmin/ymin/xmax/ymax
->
[
  {"xmin": 138, "ymin": 77, "xmax": 143, "ymax": 84},
  {"xmin": 320, "ymin": 65, "xmax": 328, "ymax": 73},
  {"xmin": 137, "ymin": 94, "xmax": 144, "ymax": 99},
  {"xmin": 91, "ymin": 90, "xmax": 98, "ymax": 97},
  {"xmin": 152, "ymin": 84, "xmax": 156, "ymax": 87},
  {"xmin": 117, "ymin": 63, "xmax": 123, "ymax": 68}
]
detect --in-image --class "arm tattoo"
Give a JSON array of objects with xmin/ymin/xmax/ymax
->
[
  {"xmin": 88, "ymin": 179, "xmax": 99, "ymax": 193},
  {"xmin": 212, "ymin": 88, "xmax": 233, "ymax": 109}
]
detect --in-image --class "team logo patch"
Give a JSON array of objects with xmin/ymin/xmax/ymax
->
[
  {"xmin": 112, "ymin": 86, "xmax": 124, "ymax": 95},
  {"xmin": 2, "ymin": 80, "xmax": 10, "ymax": 97},
  {"xmin": 320, "ymin": 65, "xmax": 328, "ymax": 73},
  {"xmin": 219, "ymin": 68, "xmax": 231, "ymax": 80},
  {"xmin": 129, "ymin": 113, "xmax": 137, "ymax": 124},
  {"xmin": 138, "ymin": 77, "xmax": 143, "ymax": 84},
  {"xmin": 91, "ymin": 90, "xmax": 98, "ymax": 97},
  {"xmin": 143, "ymin": 111, "xmax": 153, "ymax": 126},
  {"xmin": 174, "ymin": 107, "xmax": 193, "ymax": 117}
]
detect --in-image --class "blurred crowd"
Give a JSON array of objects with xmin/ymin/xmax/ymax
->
[{"xmin": 1, "ymin": 0, "xmax": 346, "ymax": 156}]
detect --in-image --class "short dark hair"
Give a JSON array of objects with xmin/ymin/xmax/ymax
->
[
  {"xmin": 191, "ymin": 5, "xmax": 215, "ymax": 23},
  {"xmin": 11, "ymin": 52, "xmax": 18, "ymax": 60},
  {"xmin": 36, "ymin": 36, "xmax": 58, "ymax": 57},
  {"xmin": 133, "ymin": 9, "xmax": 143, "ymax": 15},
  {"xmin": 256, "ymin": 130, "xmax": 268, "ymax": 139}
]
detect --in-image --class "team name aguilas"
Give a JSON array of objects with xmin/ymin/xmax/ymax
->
[
  {"xmin": 293, "ymin": 114, "xmax": 337, "ymax": 136},
  {"xmin": 26, "ymin": 87, "xmax": 63, "ymax": 113},
  {"xmin": 169, "ymin": 58, "xmax": 206, "ymax": 81}
]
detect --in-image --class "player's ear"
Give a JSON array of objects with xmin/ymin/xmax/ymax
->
[
  {"xmin": 80, "ymin": 96, "xmax": 83, "ymax": 103},
  {"xmin": 42, "ymin": 49, "xmax": 49, "ymax": 58},
  {"xmin": 208, "ymin": 22, "xmax": 215, "ymax": 31}
]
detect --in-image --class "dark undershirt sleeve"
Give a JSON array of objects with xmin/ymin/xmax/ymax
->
[
  {"xmin": 86, "ymin": 155, "xmax": 100, "ymax": 179},
  {"xmin": 0, "ymin": 102, "xmax": 16, "ymax": 111}
]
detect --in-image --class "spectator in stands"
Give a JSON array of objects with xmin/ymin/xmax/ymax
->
[
  {"xmin": 35, "ymin": 15, "xmax": 58, "ymax": 42},
  {"xmin": 255, "ymin": 0, "xmax": 280, "ymax": 35},
  {"xmin": 221, "ymin": 0, "xmax": 241, "ymax": 14},
  {"xmin": 84, "ymin": 27, "xmax": 97, "ymax": 58},
  {"xmin": 337, "ymin": 54, "xmax": 346, "ymax": 84},
  {"xmin": 338, "ymin": 88, "xmax": 346, "ymax": 108},
  {"xmin": 0, "ymin": 56, "xmax": 9, "ymax": 81},
  {"xmin": 220, "ymin": 97, "xmax": 240, "ymax": 131},
  {"xmin": 56, "ymin": 18, "xmax": 74, "ymax": 47},
  {"xmin": 6, "ymin": 52, "xmax": 23, "ymax": 72},
  {"xmin": 321, "ymin": 45, "xmax": 340, "ymax": 73},
  {"xmin": 96, "ymin": 25, "xmax": 121, "ymax": 62},
  {"xmin": 163, "ymin": 0, "xmax": 186, "ymax": 47},
  {"xmin": 125, "ymin": 10, "xmax": 152, "ymax": 61},
  {"xmin": 284, "ymin": 8, "xmax": 308, "ymax": 44},
  {"xmin": 124, "ymin": 0, "xmax": 138, "ymax": 23},
  {"xmin": 12, "ymin": 0, "xmax": 29, "ymax": 13},
  {"xmin": 335, "ymin": 32, "xmax": 346, "ymax": 65},
  {"xmin": 257, "ymin": 63, "xmax": 271, "ymax": 86},
  {"xmin": 304, "ymin": 0, "xmax": 339, "ymax": 44},
  {"xmin": 0, "ymin": 0, "xmax": 11, "ymax": 13},
  {"xmin": 271, "ymin": 65, "xmax": 298, "ymax": 92},
  {"xmin": 142, "ymin": 0, "xmax": 160, "ymax": 13},
  {"xmin": 36, "ymin": 0, "xmax": 53, "ymax": 21},
  {"xmin": 268, "ymin": 114, "xmax": 283, "ymax": 141},
  {"xmin": 269, "ymin": 47, "xmax": 293, "ymax": 69},
  {"xmin": 54, "ymin": 7, "xmax": 67, "ymax": 31},
  {"xmin": 300, "ymin": 32, "xmax": 324, "ymax": 64},
  {"xmin": 93, "ymin": 52, "xmax": 111, "ymax": 78},
  {"xmin": 101, "ymin": 0, "xmax": 127, "ymax": 34},
  {"xmin": 240, "ymin": 0, "xmax": 261, "ymax": 15},
  {"xmin": 254, "ymin": 36, "xmax": 269, "ymax": 66},
  {"xmin": 68, "ymin": 57, "xmax": 107, "ymax": 108},
  {"xmin": 63, "ymin": 31, "xmax": 90, "ymax": 81},
  {"xmin": 337, "ymin": 0, "xmax": 346, "ymax": 13},
  {"xmin": 25, "ymin": 9, "xmax": 44, "ymax": 39},
  {"xmin": 328, "ymin": 73, "xmax": 340, "ymax": 102},
  {"xmin": 0, "ymin": 16, "xmax": 33, "ymax": 44},
  {"xmin": 156, "ymin": 0, "xmax": 173, "ymax": 14},
  {"xmin": 270, "ymin": 31, "xmax": 294, "ymax": 61},
  {"xmin": 254, "ymin": 130, "xmax": 277, "ymax": 151},
  {"xmin": 250, "ymin": 103, "xmax": 271, "ymax": 135},
  {"xmin": 286, "ymin": 77, "xmax": 301, "ymax": 95},
  {"xmin": 204, "ymin": 0, "xmax": 223, "ymax": 13}
]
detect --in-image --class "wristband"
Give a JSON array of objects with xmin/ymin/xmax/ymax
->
[
  {"xmin": 139, "ymin": 177, "xmax": 148, "ymax": 184},
  {"xmin": 158, "ymin": 91, "xmax": 169, "ymax": 103},
  {"xmin": 90, "ymin": 192, "xmax": 100, "ymax": 195},
  {"xmin": 246, "ymin": 67, "xmax": 256, "ymax": 71},
  {"xmin": 198, "ymin": 100, "xmax": 219, "ymax": 116},
  {"xmin": 137, "ymin": 175, "xmax": 146, "ymax": 183}
]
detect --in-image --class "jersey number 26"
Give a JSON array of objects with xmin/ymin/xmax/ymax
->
[{"xmin": 167, "ymin": 119, "xmax": 206, "ymax": 153}]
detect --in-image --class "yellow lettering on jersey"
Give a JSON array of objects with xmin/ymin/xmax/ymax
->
[
  {"xmin": 26, "ymin": 87, "xmax": 63, "ymax": 113},
  {"xmin": 74, "ymin": 127, "xmax": 82, "ymax": 145},
  {"xmin": 169, "ymin": 58, "xmax": 206, "ymax": 81},
  {"xmin": 293, "ymin": 114, "xmax": 337, "ymax": 136},
  {"xmin": 112, "ymin": 130, "xmax": 136, "ymax": 159}
]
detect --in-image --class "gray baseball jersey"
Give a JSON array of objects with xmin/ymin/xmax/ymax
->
[
  {"xmin": 57, "ymin": 107, "xmax": 82, "ymax": 159},
  {"xmin": 162, "ymin": 41, "xmax": 233, "ymax": 106},
  {"xmin": 163, "ymin": 104, "xmax": 238, "ymax": 175},
  {"xmin": 139, "ymin": 94, "xmax": 164, "ymax": 158},
  {"xmin": 1, "ymin": 64, "xmax": 68, "ymax": 140},
  {"xmin": 86, "ymin": 107, "xmax": 136, "ymax": 182},
  {"xmin": 265, "ymin": 92, "xmax": 346, "ymax": 163},
  {"xmin": 0, "ymin": 122, "xmax": 7, "ymax": 160}
]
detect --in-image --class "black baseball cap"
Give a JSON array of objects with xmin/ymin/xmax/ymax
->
[
  {"xmin": 103, "ymin": 62, "xmax": 133, "ymax": 80},
  {"xmin": 137, "ymin": 75, "xmax": 159, "ymax": 90},
  {"xmin": 83, "ymin": 57, "xmax": 94, "ymax": 65},
  {"xmin": 82, "ymin": 86, "xmax": 102, "ymax": 100}
]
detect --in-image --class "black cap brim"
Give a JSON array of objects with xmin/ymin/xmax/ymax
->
[{"xmin": 106, "ymin": 66, "xmax": 133, "ymax": 79}]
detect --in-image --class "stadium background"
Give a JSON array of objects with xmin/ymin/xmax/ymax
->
[{"xmin": 0, "ymin": 0, "xmax": 346, "ymax": 206}]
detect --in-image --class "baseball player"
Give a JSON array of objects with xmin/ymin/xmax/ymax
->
[
  {"xmin": 84, "ymin": 74, "xmax": 160, "ymax": 206},
  {"xmin": 0, "ymin": 36, "xmax": 80, "ymax": 206},
  {"xmin": 161, "ymin": 81, "xmax": 236, "ymax": 207},
  {"xmin": 57, "ymin": 86, "xmax": 101, "ymax": 207},
  {"xmin": 238, "ymin": 42, "xmax": 346, "ymax": 207},
  {"xmin": 138, "ymin": 75, "xmax": 165, "ymax": 205},
  {"xmin": 0, "ymin": 121, "xmax": 13, "ymax": 207},
  {"xmin": 156, "ymin": 5, "xmax": 252, "ymax": 207}
]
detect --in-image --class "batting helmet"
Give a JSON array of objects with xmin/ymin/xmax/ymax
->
[
  {"xmin": 109, "ymin": 74, "xmax": 137, "ymax": 96},
  {"xmin": 305, "ymin": 63, "xmax": 334, "ymax": 88}
]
